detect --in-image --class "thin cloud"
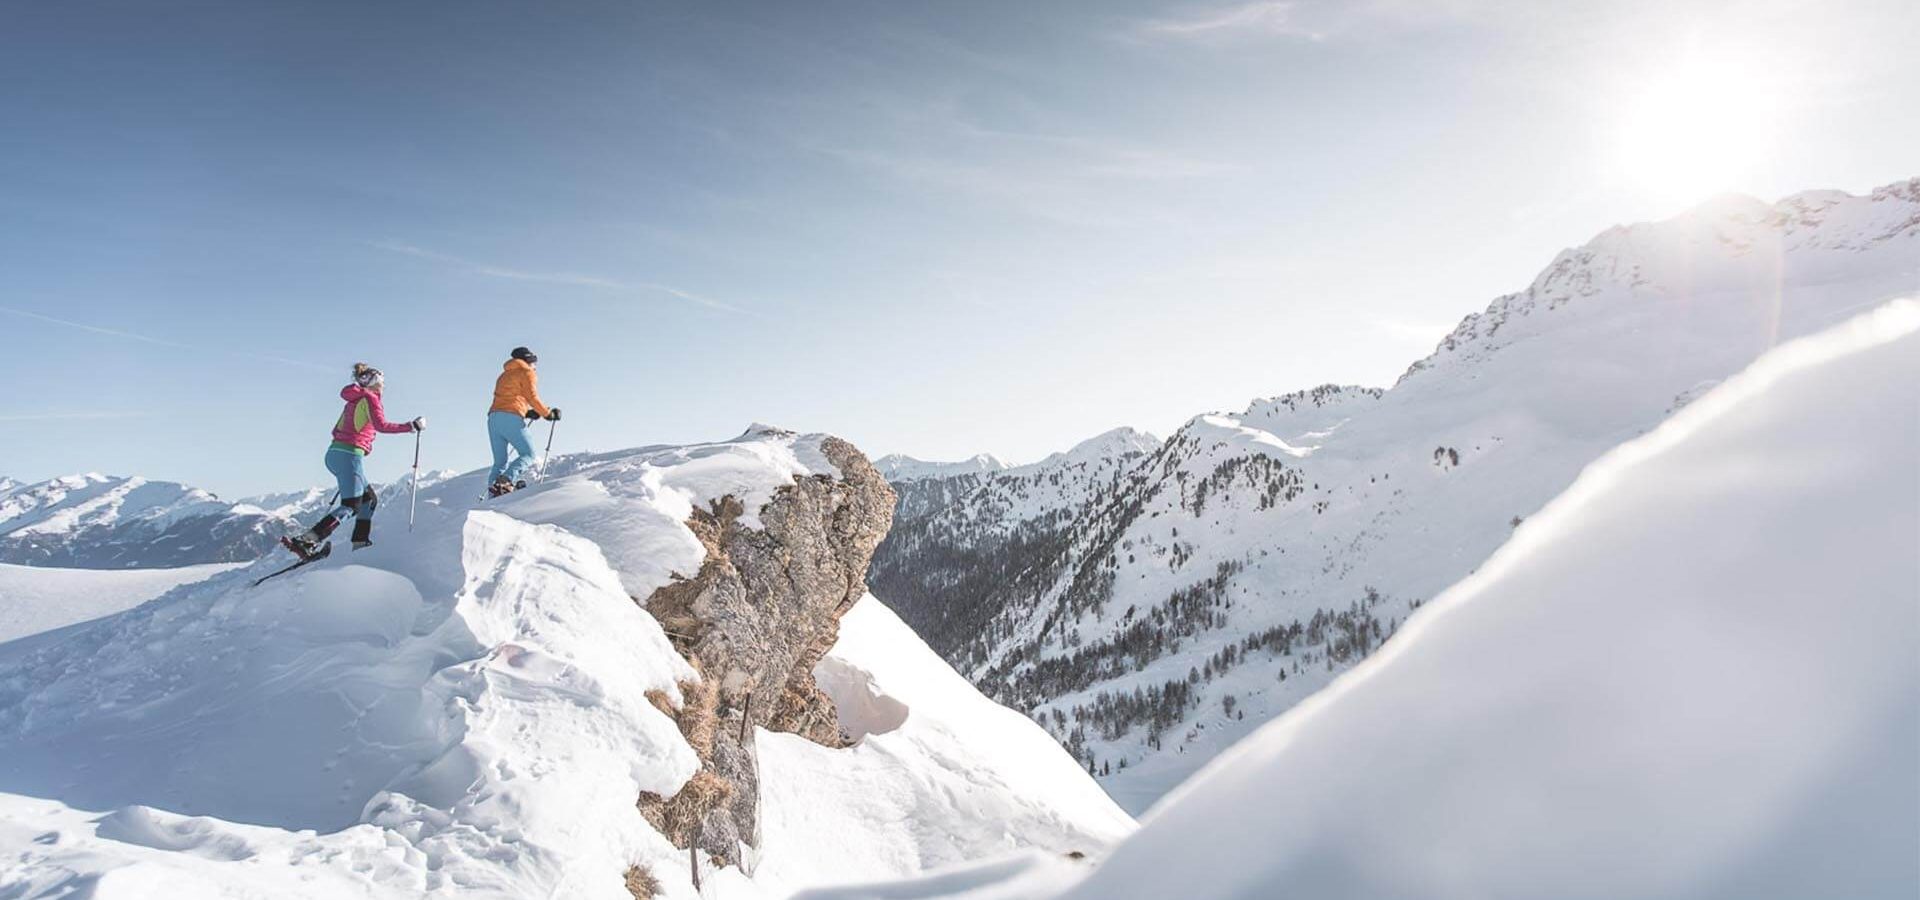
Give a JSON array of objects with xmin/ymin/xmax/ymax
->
[
  {"xmin": 0, "ymin": 305, "xmax": 332, "ymax": 373},
  {"xmin": 0, "ymin": 411, "xmax": 158, "ymax": 423},
  {"xmin": 1133, "ymin": 1, "xmax": 1325, "ymax": 41},
  {"xmin": 373, "ymin": 241, "xmax": 741, "ymax": 313},
  {"xmin": 807, "ymin": 142, "xmax": 1186, "ymax": 230},
  {"xmin": 0, "ymin": 305, "xmax": 191, "ymax": 350}
]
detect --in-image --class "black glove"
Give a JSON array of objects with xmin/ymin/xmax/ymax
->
[
  {"xmin": 410, "ymin": 417, "xmax": 426, "ymax": 432},
  {"xmin": 525, "ymin": 409, "xmax": 540, "ymax": 422},
  {"xmin": 545, "ymin": 408, "xmax": 562, "ymax": 422}
]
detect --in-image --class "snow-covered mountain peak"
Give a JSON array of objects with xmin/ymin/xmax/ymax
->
[
  {"xmin": 875, "ymin": 452, "xmax": 1010, "ymax": 482},
  {"xmin": 0, "ymin": 473, "xmax": 293, "ymax": 567},
  {"xmin": 1015, "ymin": 427, "xmax": 1162, "ymax": 474},
  {"xmin": 846, "ymin": 298, "xmax": 1920, "ymax": 900},
  {"xmin": 0, "ymin": 427, "xmax": 1131, "ymax": 898},
  {"xmin": 1398, "ymin": 178, "xmax": 1919, "ymax": 388},
  {"xmin": 1, "ymin": 474, "xmax": 218, "ymax": 536},
  {"xmin": 1233, "ymin": 385, "xmax": 1385, "ymax": 445},
  {"xmin": 873, "ymin": 179, "xmax": 1919, "ymax": 815}
]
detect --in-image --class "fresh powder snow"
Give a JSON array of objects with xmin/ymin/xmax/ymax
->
[
  {"xmin": 862, "ymin": 299, "xmax": 1914, "ymax": 899},
  {"xmin": 0, "ymin": 562, "xmax": 240, "ymax": 643},
  {"xmin": 869, "ymin": 180, "xmax": 1920, "ymax": 813},
  {"xmin": 0, "ymin": 428, "xmax": 1131, "ymax": 899}
]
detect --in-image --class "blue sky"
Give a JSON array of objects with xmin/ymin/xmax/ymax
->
[{"xmin": 4, "ymin": 0, "xmax": 1915, "ymax": 497}]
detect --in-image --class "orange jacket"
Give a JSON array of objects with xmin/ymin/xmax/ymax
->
[{"xmin": 489, "ymin": 359, "xmax": 551, "ymax": 418}]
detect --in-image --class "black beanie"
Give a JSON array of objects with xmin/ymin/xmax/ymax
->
[{"xmin": 511, "ymin": 347, "xmax": 537, "ymax": 363}]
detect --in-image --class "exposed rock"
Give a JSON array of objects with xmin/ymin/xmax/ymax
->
[{"xmin": 637, "ymin": 436, "xmax": 895, "ymax": 865}]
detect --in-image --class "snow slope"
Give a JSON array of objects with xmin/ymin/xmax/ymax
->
[
  {"xmin": 756, "ymin": 598, "xmax": 1131, "ymax": 894},
  {"xmin": 1053, "ymin": 297, "xmax": 1920, "ymax": 900},
  {"xmin": 0, "ymin": 469, "xmax": 465, "ymax": 570},
  {"xmin": 0, "ymin": 429, "xmax": 1130, "ymax": 899},
  {"xmin": 871, "ymin": 179, "xmax": 1920, "ymax": 812},
  {"xmin": 802, "ymin": 296, "xmax": 1920, "ymax": 900},
  {"xmin": 0, "ymin": 562, "xmax": 239, "ymax": 642}
]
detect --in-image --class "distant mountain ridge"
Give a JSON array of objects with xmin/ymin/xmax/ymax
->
[
  {"xmin": 874, "ymin": 453, "xmax": 1009, "ymax": 482},
  {"xmin": 870, "ymin": 178, "xmax": 1920, "ymax": 811},
  {"xmin": 0, "ymin": 471, "xmax": 456, "ymax": 569},
  {"xmin": 0, "ymin": 474, "xmax": 290, "ymax": 568}
]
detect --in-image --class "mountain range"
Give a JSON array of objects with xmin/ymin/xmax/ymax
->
[
  {"xmin": 870, "ymin": 178, "xmax": 1920, "ymax": 811},
  {"xmin": 7, "ymin": 180, "xmax": 1915, "ymax": 819}
]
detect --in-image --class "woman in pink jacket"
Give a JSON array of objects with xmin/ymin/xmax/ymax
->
[{"xmin": 283, "ymin": 363, "xmax": 424, "ymax": 559}]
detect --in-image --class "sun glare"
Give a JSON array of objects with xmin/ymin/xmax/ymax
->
[{"xmin": 1613, "ymin": 53, "xmax": 1781, "ymax": 209}]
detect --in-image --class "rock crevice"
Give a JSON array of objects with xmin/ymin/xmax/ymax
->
[{"xmin": 637, "ymin": 435, "xmax": 895, "ymax": 865}]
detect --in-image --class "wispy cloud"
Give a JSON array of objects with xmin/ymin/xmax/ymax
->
[
  {"xmin": 373, "ymin": 242, "xmax": 741, "ymax": 313},
  {"xmin": 800, "ymin": 96, "xmax": 1237, "ymax": 229},
  {"xmin": 0, "ymin": 305, "xmax": 332, "ymax": 372},
  {"xmin": 0, "ymin": 305, "xmax": 190, "ymax": 349},
  {"xmin": 1133, "ymin": 1, "xmax": 1325, "ymax": 41},
  {"xmin": 0, "ymin": 411, "xmax": 158, "ymax": 423}
]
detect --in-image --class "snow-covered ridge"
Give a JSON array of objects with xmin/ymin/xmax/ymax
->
[
  {"xmin": 1038, "ymin": 299, "xmax": 1920, "ymax": 900},
  {"xmin": 875, "ymin": 453, "xmax": 1009, "ymax": 482},
  {"xmin": 0, "ymin": 427, "xmax": 1130, "ymax": 899},
  {"xmin": 0, "ymin": 473, "xmax": 220, "ymax": 536},
  {"xmin": 872, "ymin": 178, "xmax": 1920, "ymax": 813},
  {"xmin": 1399, "ymin": 178, "xmax": 1920, "ymax": 385},
  {"xmin": 1008, "ymin": 427, "xmax": 1162, "ymax": 476},
  {"xmin": 0, "ymin": 474, "xmax": 292, "ymax": 568}
]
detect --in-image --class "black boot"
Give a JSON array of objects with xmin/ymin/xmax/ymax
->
[
  {"xmin": 489, "ymin": 476, "xmax": 516, "ymax": 498},
  {"xmin": 350, "ymin": 516, "xmax": 373, "ymax": 550},
  {"xmin": 282, "ymin": 515, "xmax": 339, "ymax": 561}
]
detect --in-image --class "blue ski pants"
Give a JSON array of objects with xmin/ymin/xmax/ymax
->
[
  {"xmin": 324, "ymin": 446, "xmax": 372, "ymax": 521},
  {"xmin": 488, "ymin": 411, "xmax": 537, "ymax": 485}
]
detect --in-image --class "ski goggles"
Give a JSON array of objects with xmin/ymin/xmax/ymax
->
[{"xmin": 355, "ymin": 367, "xmax": 385, "ymax": 389}]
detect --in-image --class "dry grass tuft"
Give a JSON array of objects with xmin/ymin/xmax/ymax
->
[
  {"xmin": 623, "ymin": 863, "xmax": 660, "ymax": 899},
  {"xmin": 636, "ymin": 676, "xmax": 732, "ymax": 848}
]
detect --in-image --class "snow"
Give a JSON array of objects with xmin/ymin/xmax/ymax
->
[
  {"xmin": 791, "ymin": 851, "xmax": 1092, "ymax": 900},
  {"xmin": 0, "ymin": 562, "xmax": 239, "ymax": 642},
  {"xmin": 875, "ymin": 429, "xmax": 1160, "ymax": 484},
  {"xmin": 916, "ymin": 179, "xmax": 1920, "ymax": 812},
  {"xmin": 1037, "ymin": 299, "xmax": 1920, "ymax": 899},
  {"xmin": 753, "ymin": 599, "xmax": 1133, "ymax": 895},
  {"xmin": 1004, "ymin": 428, "xmax": 1161, "ymax": 476},
  {"xmin": 0, "ymin": 427, "xmax": 1131, "ymax": 898},
  {"xmin": 0, "ymin": 474, "xmax": 226, "ymax": 537},
  {"xmin": 876, "ymin": 453, "xmax": 1009, "ymax": 482},
  {"xmin": 0, "ymin": 473, "xmax": 299, "ymax": 568}
]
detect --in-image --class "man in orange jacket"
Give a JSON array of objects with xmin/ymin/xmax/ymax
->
[{"xmin": 486, "ymin": 346, "xmax": 561, "ymax": 496}]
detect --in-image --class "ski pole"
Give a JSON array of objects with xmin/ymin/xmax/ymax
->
[
  {"xmin": 538, "ymin": 419, "xmax": 558, "ymax": 482},
  {"xmin": 408, "ymin": 429, "xmax": 422, "ymax": 531}
]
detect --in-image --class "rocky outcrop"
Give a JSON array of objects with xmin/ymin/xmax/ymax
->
[{"xmin": 638, "ymin": 435, "xmax": 895, "ymax": 865}]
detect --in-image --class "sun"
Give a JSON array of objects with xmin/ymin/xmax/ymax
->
[{"xmin": 1612, "ymin": 53, "xmax": 1780, "ymax": 209}]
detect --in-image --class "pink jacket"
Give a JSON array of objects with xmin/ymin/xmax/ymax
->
[{"xmin": 330, "ymin": 385, "xmax": 413, "ymax": 454}]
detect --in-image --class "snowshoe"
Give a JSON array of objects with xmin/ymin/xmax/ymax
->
[
  {"xmin": 255, "ymin": 541, "xmax": 331, "ymax": 586},
  {"xmin": 487, "ymin": 478, "xmax": 528, "ymax": 498},
  {"xmin": 281, "ymin": 532, "xmax": 329, "ymax": 562},
  {"xmin": 281, "ymin": 514, "xmax": 340, "ymax": 561}
]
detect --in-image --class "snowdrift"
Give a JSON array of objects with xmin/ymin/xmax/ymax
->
[
  {"xmin": 873, "ymin": 179, "xmax": 1920, "ymax": 813},
  {"xmin": 0, "ymin": 430, "xmax": 1130, "ymax": 899},
  {"xmin": 0, "ymin": 562, "xmax": 237, "ymax": 643},
  {"xmin": 836, "ymin": 300, "xmax": 1920, "ymax": 899},
  {"xmin": 1054, "ymin": 300, "xmax": 1920, "ymax": 899}
]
